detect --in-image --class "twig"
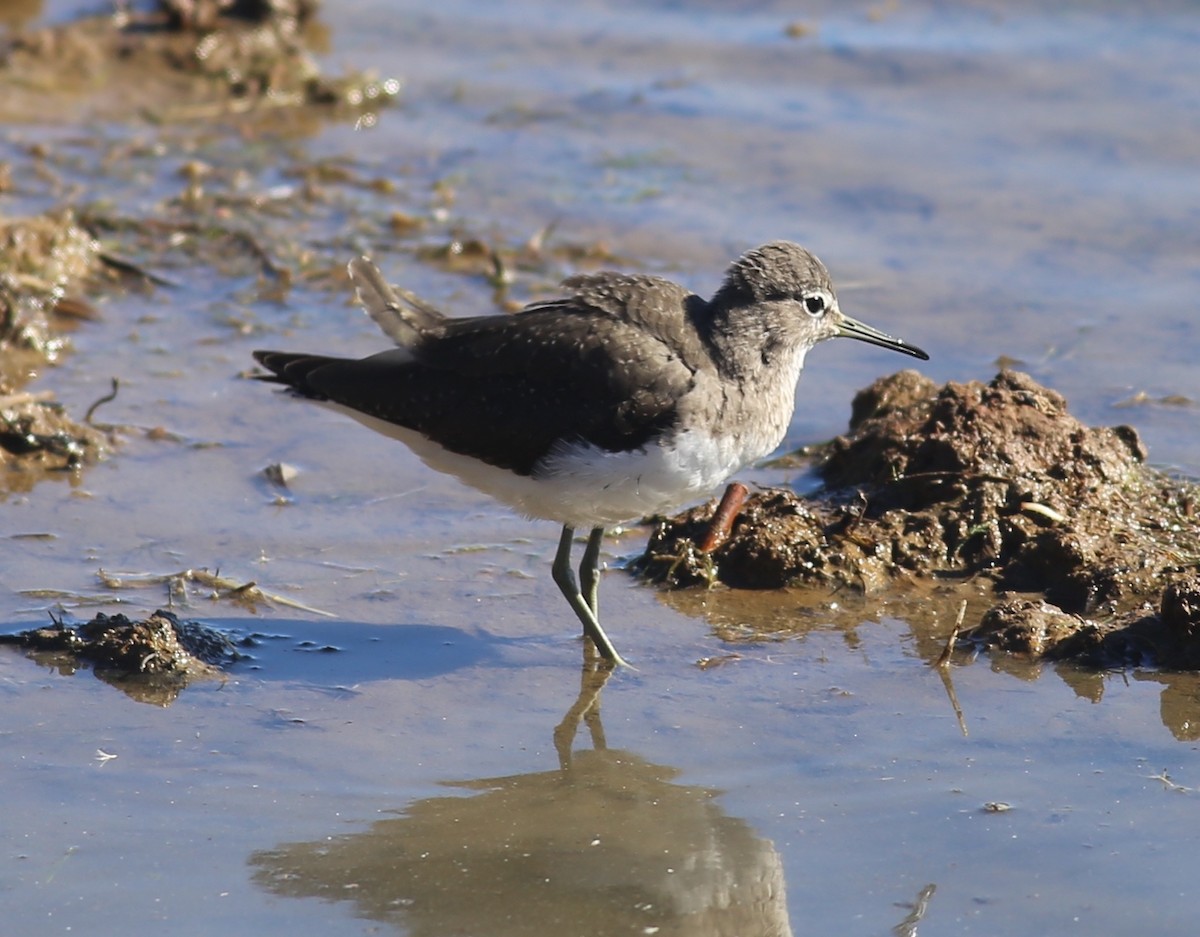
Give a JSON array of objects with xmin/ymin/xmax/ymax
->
[
  {"xmin": 934, "ymin": 600, "xmax": 970, "ymax": 736},
  {"xmin": 1020, "ymin": 501, "xmax": 1068, "ymax": 524},
  {"xmin": 935, "ymin": 599, "xmax": 968, "ymax": 668},
  {"xmin": 97, "ymin": 567, "xmax": 335, "ymax": 618},
  {"xmin": 85, "ymin": 378, "xmax": 120, "ymax": 425},
  {"xmin": 893, "ymin": 883, "xmax": 937, "ymax": 937},
  {"xmin": 98, "ymin": 251, "xmax": 178, "ymax": 287}
]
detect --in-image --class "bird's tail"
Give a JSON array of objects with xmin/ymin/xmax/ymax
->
[{"xmin": 348, "ymin": 257, "xmax": 445, "ymax": 349}]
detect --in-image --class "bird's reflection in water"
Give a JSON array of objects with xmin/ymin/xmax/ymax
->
[{"xmin": 249, "ymin": 662, "xmax": 794, "ymax": 936}]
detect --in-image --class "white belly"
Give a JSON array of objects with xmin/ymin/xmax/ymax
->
[
  {"xmin": 527, "ymin": 429, "xmax": 761, "ymax": 526},
  {"xmin": 336, "ymin": 404, "xmax": 762, "ymax": 528}
]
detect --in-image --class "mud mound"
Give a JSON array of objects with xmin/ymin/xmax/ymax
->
[
  {"xmin": 639, "ymin": 370, "xmax": 1200, "ymax": 668},
  {"xmin": 0, "ymin": 609, "xmax": 244, "ymax": 705},
  {"xmin": 970, "ymin": 572, "xmax": 1200, "ymax": 669}
]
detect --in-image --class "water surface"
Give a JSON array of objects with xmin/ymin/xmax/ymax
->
[{"xmin": 3, "ymin": 2, "xmax": 1200, "ymax": 934}]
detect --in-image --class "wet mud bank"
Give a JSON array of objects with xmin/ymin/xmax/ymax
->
[
  {"xmin": 0, "ymin": 2, "xmax": 410, "ymax": 685},
  {"xmin": 0, "ymin": 0, "xmax": 395, "ymax": 495},
  {"xmin": 641, "ymin": 369, "xmax": 1200, "ymax": 669},
  {"xmin": 0, "ymin": 0, "xmax": 389, "ymax": 123}
]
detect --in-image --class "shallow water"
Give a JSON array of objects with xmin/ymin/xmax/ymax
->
[{"xmin": 4, "ymin": 1, "xmax": 1200, "ymax": 934}]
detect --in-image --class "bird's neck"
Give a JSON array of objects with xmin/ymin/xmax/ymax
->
[
  {"xmin": 702, "ymin": 304, "xmax": 811, "ymax": 457},
  {"xmin": 707, "ymin": 302, "xmax": 810, "ymax": 382}
]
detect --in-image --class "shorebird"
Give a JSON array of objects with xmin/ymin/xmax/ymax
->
[{"xmin": 253, "ymin": 241, "xmax": 928, "ymax": 666}]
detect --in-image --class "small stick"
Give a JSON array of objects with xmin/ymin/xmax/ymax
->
[
  {"xmin": 85, "ymin": 378, "xmax": 120, "ymax": 425},
  {"xmin": 698, "ymin": 482, "xmax": 749, "ymax": 553},
  {"xmin": 935, "ymin": 599, "xmax": 968, "ymax": 668}
]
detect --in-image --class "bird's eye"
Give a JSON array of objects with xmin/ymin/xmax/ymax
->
[{"xmin": 804, "ymin": 294, "xmax": 826, "ymax": 316}]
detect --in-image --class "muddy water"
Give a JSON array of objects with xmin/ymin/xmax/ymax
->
[{"xmin": 4, "ymin": 2, "xmax": 1200, "ymax": 935}]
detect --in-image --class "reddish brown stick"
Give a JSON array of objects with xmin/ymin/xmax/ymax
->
[{"xmin": 698, "ymin": 482, "xmax": 749, "ymax": 553}]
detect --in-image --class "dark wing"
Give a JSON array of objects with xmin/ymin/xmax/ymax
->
[
  {"xmin": 535, "ymin": 272, "xmax": 713, "ymax": 374},
  {"xmin": 253, "ymin": 275, "xmax": 707, "ymax": 476}
]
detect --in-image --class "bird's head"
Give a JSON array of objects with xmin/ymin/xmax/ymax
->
[{"xmin": 713, "ymin": 241, "xmax": 929, "ymax": 361}]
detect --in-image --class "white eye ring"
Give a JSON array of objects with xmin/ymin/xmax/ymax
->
[{"xmin": 803, "ymin": 293, "xmax": 827, "ymax": 316}]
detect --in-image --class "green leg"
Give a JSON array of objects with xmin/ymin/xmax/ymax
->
[
  {"xmin": 551, "ymin": 525, "xmax": 630, "ymax": 668},
  {"xmin": 579, "ymin": 526, "xmax": 605, "ymax": 618}
]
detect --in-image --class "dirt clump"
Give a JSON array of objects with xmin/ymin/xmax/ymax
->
[
  {"xmin": 0, "ymin": 211, "xmax": 117, "ymax": 489},
  {"xmin": 0, "ymin": 392, "xmax": 109, "ymax": 477},
  {"xmin": 970, "ymin": 573, "xmax": 1200, "ymax": 670},
  {"xmin": 0, "ymin": 609, "xmax": 244, "ymax": 705},
  {"xmin": 0, "ymin": 0, "xmax": 397, "ymax": 123},
  {"xmin": 639, "ymin": 370, "xmax": 1200, "ymax": 669},
  {"xmin": 0, "ymin": 211, "xmax": 102, "ymax": 377}
]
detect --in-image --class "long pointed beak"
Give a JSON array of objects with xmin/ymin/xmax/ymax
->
[{"xmin": 837, "ymin": 314, "xmax": 929, "ymax": 361}]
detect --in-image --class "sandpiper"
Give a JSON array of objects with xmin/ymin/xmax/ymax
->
[{"xmin": 253, "ymin": 241, "xmax": 928, "ymax": 666}]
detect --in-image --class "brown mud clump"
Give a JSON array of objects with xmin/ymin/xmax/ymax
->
[
  {"xmin": 0, "ymin": 391, "xmax": 109, "ymax": 476},
  {"xmin": 1, "ymin": 212, "xmax": 116, "ymax": 490},
  {"xmin": 0, "ymin": 609, "xmax": 243, "ymax": 705},
  {"xmin": 0, "ymin": 211, "xmax": 102, "ymax": 378},
  {"xmin": 640, "ymin": 370, "xmax": 1200, "ymax": 669},
  {"xmin": 0, "ymin": 0, "xmax": 398, "ymax": 124}
]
